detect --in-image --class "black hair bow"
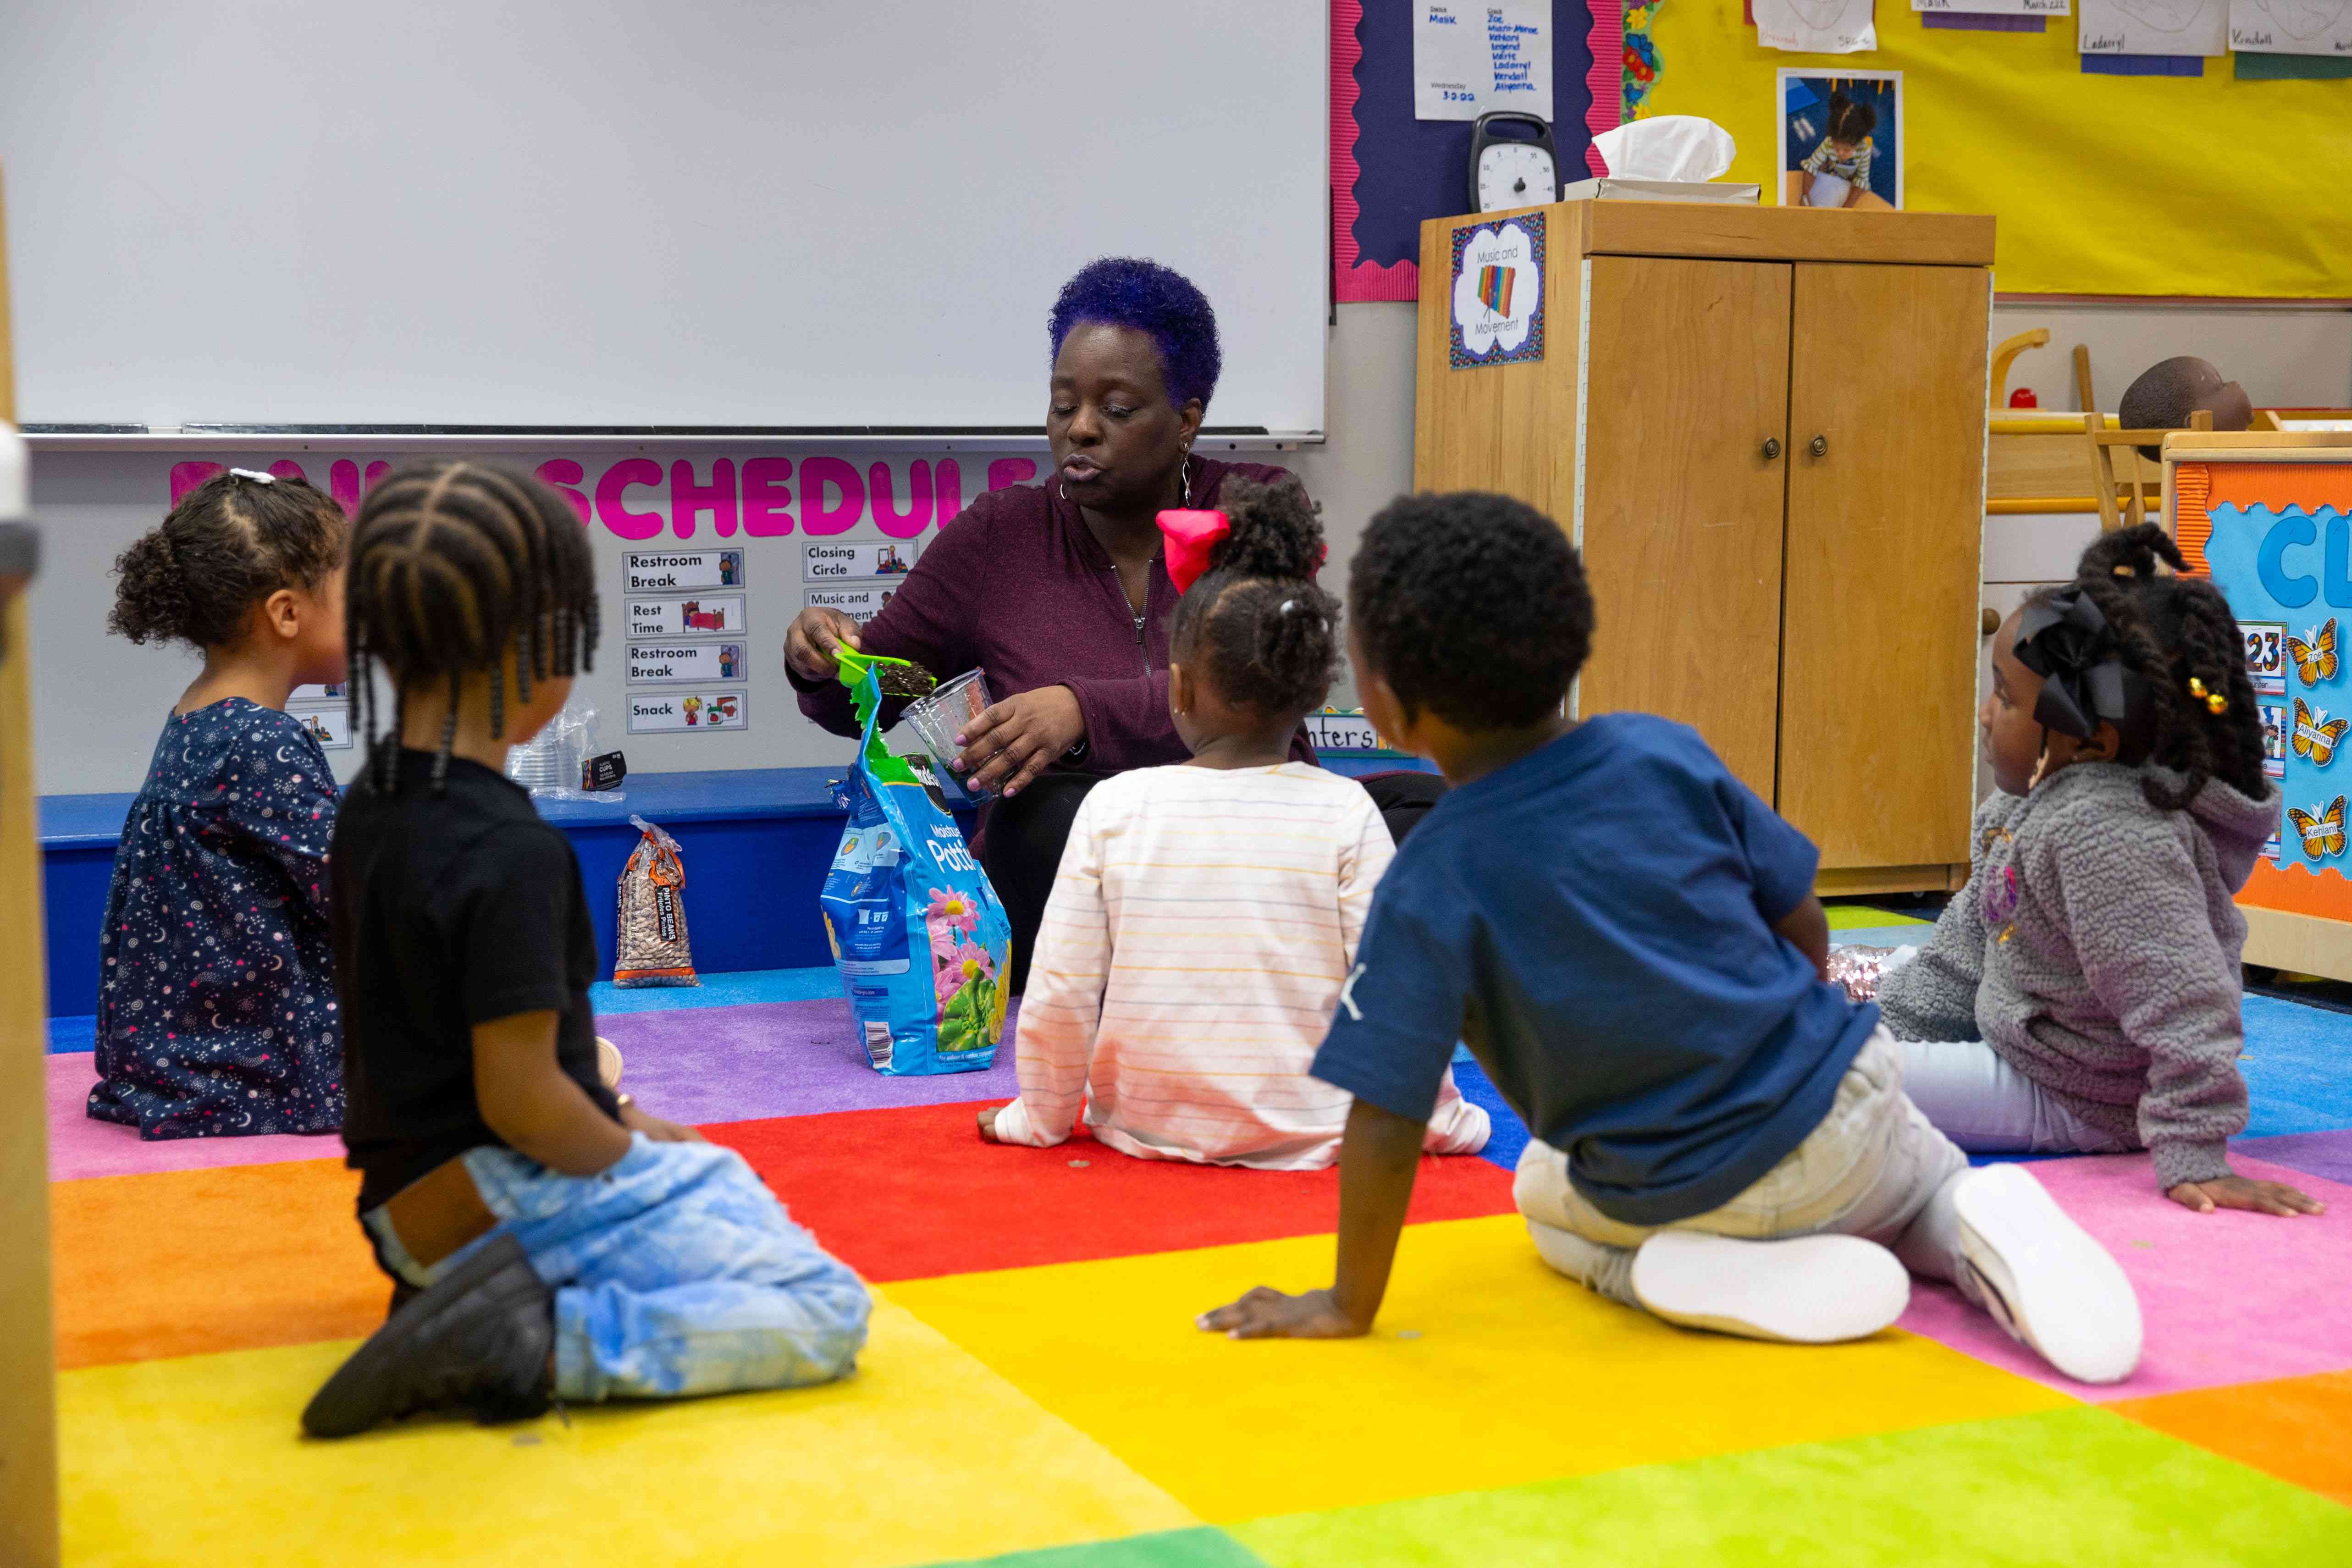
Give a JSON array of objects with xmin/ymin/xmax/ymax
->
[{"xmin": 2014, "ymin": 588, "xmax": 2147, "ymax": 741}]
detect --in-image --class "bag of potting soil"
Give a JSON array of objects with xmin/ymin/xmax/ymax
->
[
  {"xmin": 819, "ymin": 658, "xmax": 1010, "ymax": 1074},
  {"xmin": 614, "ymin": 814, "xmax": 701, "ymax": 988}
]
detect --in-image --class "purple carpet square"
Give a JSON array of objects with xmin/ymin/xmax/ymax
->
[
  {"xmin": 598, "ymin": 997, "xmax": 1021, "ymax": 1126},
  {"xmin": 1922, "ymin": 12, "xmax": 2045, "ymax": 27},
  {"xmin": 2236, "ymin": 1129, "xmax": 2352, "ymax": 1188},
  {"xmin": 2081, "ymin": 54, "xmax": 2203, "ymax": 75}
]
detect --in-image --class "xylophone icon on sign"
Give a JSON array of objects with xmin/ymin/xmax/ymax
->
[{"xmin": 1476, "ymin": 264, "xmax": 1515, "ymax": 318}]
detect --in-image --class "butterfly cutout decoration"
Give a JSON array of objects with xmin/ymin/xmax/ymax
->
[
  {"xmin": 2288, "ymin": 795, "xmax": 2348, "ymax": 861},
  {"xmin": 2288, "ymin": 617, "xmax": 2338, "ymax": 687},
  {"xmin": 2293, "ymin": 699, "xmax": 2349, "ymax": 768}
]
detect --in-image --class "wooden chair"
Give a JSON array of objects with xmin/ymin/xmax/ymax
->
[{"xmin": 2087, "ymin": 408, "xmax": 2210, "ymax": 532}]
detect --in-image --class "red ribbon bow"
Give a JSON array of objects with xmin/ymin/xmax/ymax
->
[{"xmin": 1157, "ymin": 508, "xmax": 1230, "ymax": 594}]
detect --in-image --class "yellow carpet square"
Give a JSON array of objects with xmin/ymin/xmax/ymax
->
[
  {"xmin": 59, "ymin": 1295, "xmax": 1194, "ymax": 1568},
  {"xmin": 887, "ymin": 1215, "xmax": 2071, "ymax": 1522}
]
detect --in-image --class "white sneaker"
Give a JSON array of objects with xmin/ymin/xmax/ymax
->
[
  {"xmin": 1629, "ymin": 1231, "xmax": 1911, "ymax": 1344},
  {"xmin": 1951, "ymin": 1163, "xmax": 2142, "ymax": 1385}
]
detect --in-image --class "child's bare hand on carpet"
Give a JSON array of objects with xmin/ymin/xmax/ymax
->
[
  {"xmin": 977, "ymin": 1106, "xmax": 1002, "ymax": 1141},
  {"xmin": 1197, "ymin": 1286, "xmax": 1366, "ymax": 1340},
  {"xmin": 619, "ymin": 1102, "xmax": 706, "ymax": 1144},
  {"xmin": 2166, "ymin": 1175, "xmax": 2326, "ymax": 1217}
]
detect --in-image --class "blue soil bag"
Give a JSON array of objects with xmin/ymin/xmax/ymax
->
[{"xmin": 819, "ymin": 660, "xmax": 1010, "ymax": 1074}]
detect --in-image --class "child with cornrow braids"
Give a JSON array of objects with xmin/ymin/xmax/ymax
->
[
  {"xmin": 94, "ymin": 469, "xmax": 348, "ymax": 1140},
  {"xmin": 304, "ymin": 461, "xmax": 868, "ymax": 1439},
  {"xmin": 981, "ymin": 475, "xmax": 1488, "ymax": 1167},
  {"xmin": 1881, "ymin": 524, "xmax": 2326, "ymax": 1219}
]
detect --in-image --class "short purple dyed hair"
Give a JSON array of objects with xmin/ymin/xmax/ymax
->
[{"xmin": 1049, "ymin": 257, "xmax": 1222, "ymax": 412}]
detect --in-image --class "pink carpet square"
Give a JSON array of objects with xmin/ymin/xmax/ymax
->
[
  {"xmin": 1899, "ymin": 1152, "xmax": 2352, "ymax": 1401},
  {"xmin": 45, "ymin": 1052, "xmax": 340, "ymax": 1182}
]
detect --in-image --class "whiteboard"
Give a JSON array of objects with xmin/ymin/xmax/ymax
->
[{"xmin": 0, "ymin": 2, "xmax": 1328, "ymax": 434}]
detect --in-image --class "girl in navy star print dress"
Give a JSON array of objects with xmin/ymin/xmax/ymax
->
[{"xmin": 92, "ymin": 469, "xmax": 352, "ymax": 1138}]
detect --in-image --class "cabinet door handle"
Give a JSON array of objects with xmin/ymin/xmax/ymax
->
[
  {"xmin": 1761, "ymin": 437, "xmax": 1782, "ymax": 460},
  {"xmin": 1809, "ymin": 434, "xmax": 1829, "ymax": 458},
  {"xmin": 1982, "ymin": 607, "xmax": 2000, "ymax": 636}
]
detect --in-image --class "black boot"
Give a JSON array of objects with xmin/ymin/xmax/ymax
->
[{"xmin": 304, "ymin": 1232, "xmax": 556, "ymax": 1439}]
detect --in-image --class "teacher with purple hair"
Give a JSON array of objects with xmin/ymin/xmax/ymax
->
[{"xmin": 784, "ymin": 256, "xmax": 1309, "ymax": 994}]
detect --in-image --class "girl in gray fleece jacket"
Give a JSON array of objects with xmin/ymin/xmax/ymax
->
[{"xmin": 1879, "ymin": 527, "xmax": 2324, "ymax": 1220}]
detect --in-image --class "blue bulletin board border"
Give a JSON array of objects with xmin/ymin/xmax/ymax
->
[{"xmin": 1448, "ymin": 213, "xmax": 1547, "ymax": 371}]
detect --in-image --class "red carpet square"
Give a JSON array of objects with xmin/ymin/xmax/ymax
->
[{"xmin": 707, "ymin": 1099, "xmax": 1517, "ymax": 1283}]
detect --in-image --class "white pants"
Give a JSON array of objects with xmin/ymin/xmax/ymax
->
[
  {"xmin": 1513, "ymin": 1027, "xmax": 1974, "ymax": 1309},
  {"xmin": 1894, "ymin": 1038, "xmax": 2131, "ymax": 1156}
]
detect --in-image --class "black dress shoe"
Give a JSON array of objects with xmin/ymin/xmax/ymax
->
[{"xmin": 303, "ymin": 1232, "xmax": 555, "ymax": 1439}]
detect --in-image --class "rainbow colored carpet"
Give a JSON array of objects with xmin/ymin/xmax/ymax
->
[{"xmin": 45, "ymin": 909, "xmax": 2352, "ymax": 1564}]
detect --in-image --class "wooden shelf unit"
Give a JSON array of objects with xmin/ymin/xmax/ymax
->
[{"xmin": 1416, "ymin": 199, "xmax": 1994, "ymax": 893}]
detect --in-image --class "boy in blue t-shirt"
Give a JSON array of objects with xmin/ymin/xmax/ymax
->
[{"xmin": 1201, "ymin": 492, "xmax": 2142, "ymax": 1384}]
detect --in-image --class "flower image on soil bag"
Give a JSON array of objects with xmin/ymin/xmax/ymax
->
[
  {"xmin": 614, "ymin": 813, "xmax": 701, "ymax": 988},
  {"xmin": 820, "ymin": 657, "xmax": 1010, "ymax": 1074}
]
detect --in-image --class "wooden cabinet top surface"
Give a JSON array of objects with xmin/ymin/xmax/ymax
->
[{"xmin": 1422, "ymin": 199, "xmax": 1995, "ymax": 270}]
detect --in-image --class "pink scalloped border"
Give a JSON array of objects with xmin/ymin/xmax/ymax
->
[
  {"xmin": 1331, "ymin": 0, "xmax": 1622, "ymax": 303},
  {"xmin": 1585, "ymin": 2, "xmax": 1623, "ymax": 174},
  {"xmin": 1330, "ymin": 0, "xmax": 1416, "ymax": 302}
]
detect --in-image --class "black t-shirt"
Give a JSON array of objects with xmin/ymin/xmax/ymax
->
[{"xmin": 331, "ymin": 749, "xmax": 619, "ymax": 1213}]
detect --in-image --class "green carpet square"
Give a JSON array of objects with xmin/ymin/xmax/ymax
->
[
  {"xmin": 944, "ymin": 1527, "xmax": 1269, "ymax": 1567},
  {"xmin": 1231, "ymin": 1407, "xmax": 2352, "ymax": 1566}
]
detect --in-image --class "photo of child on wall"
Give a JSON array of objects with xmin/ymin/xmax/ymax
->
[{"xmin": 1778, "ymin": 72, "xmax": 1900, "ymax": 210}]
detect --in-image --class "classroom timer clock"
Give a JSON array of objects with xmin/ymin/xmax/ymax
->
[{"xmin": 1467, "ymin": 111, "xmax": 1560, "ymax": 213}]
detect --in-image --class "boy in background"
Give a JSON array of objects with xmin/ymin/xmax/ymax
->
[
  {"xmin": 1201, "ymin": 491, "xmax": 2144, "ymax": 1385},
  {"xmin": 2120, "ymin": 357, "xmax": 2253, "ymax": 460}
]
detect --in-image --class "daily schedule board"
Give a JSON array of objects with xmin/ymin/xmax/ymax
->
[{"xmin": 2173, "ymin": 434, "xmax": 2352, "ymax": 981}]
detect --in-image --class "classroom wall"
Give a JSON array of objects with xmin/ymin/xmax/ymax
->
[
  {"xmin": 25, "ymin": 296, "xmax": 2347, "ymax": 795},
  {"xmin": 1988, "ymin": 301, "xmax": 2352, "ymax": 413}
]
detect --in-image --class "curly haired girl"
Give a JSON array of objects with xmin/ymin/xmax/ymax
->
[
  {"xmin": 1880, "ymin": 525, "xmax": 2324, "ymax": 1218},
  {"xmin": 91, "ymin": 469, "xmax": 348, "ymax": 1139},
  {"xmin": 980, "ymin": 475, "xmax": 1488, "ymax": 1166}
]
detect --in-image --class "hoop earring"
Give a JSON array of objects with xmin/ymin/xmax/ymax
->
[{"xmin": 2026, "ymin": 729, "xmax": 2054, "ymax": 792}]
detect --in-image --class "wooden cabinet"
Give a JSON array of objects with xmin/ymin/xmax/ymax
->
[{"xmin": 1415, "ymin": 201, "xmax": 1994, "ymax": 893}]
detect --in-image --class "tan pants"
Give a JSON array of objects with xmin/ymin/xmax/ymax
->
[{"xmin": 1512, "ymin": 1027, "xmax": 1971, "ymax": 1306}]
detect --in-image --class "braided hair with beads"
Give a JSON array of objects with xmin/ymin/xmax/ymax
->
[
  {"xmin": 2034, "ymin": 524, "xmax": 2267, "ymax": 812},
  {"xmin": 344, "ymin": 462, "xmax": 599, "ymax": 794}
]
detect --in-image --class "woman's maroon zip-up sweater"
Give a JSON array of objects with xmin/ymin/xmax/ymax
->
[{"xmin": 789, "ymin": 457, "xmax": 1316, "ymax": 777}]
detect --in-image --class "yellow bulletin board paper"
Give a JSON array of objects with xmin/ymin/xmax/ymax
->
[{"xmin": 1645, "ymin": 2, "xmax": 2352, "ymax": 299}]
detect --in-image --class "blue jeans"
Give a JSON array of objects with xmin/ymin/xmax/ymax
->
[{"xmin": 363, "ymin": 1135, "xmax": 871, "ymax": 1403}]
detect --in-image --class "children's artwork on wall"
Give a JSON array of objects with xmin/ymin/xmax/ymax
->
[
  {"xmin": 2179, "ymin": 453, "xmax": 2352, "ymax": 919},
  {"xmin": 2078, "ymin": 0, "xmax": 2230, "ymax": 53},
  {"xmin": 1777, "ymin": 72, "xmax": 1901, "ymax": 210},
  {"xmin": 2228, "ymin": 0, "xmax": 2352, "ymax": 50},
  {"xmin": 1754, "ymin": 0, "xmax": 1879, "ymax": 52}
]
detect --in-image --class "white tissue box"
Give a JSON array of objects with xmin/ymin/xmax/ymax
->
[{"xmin": 1561, "ymin": 178, "xmax": 1761, "ymax": 205}]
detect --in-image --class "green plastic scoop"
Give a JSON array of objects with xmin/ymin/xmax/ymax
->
[{"xmin": 834, "ymin": 647, "xmax": 935, "ymax": 788}]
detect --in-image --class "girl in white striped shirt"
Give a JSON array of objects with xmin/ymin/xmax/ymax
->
[{"xmin": 979, "ymin": 477, "xmax": 1489, "ymax": 1168}]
